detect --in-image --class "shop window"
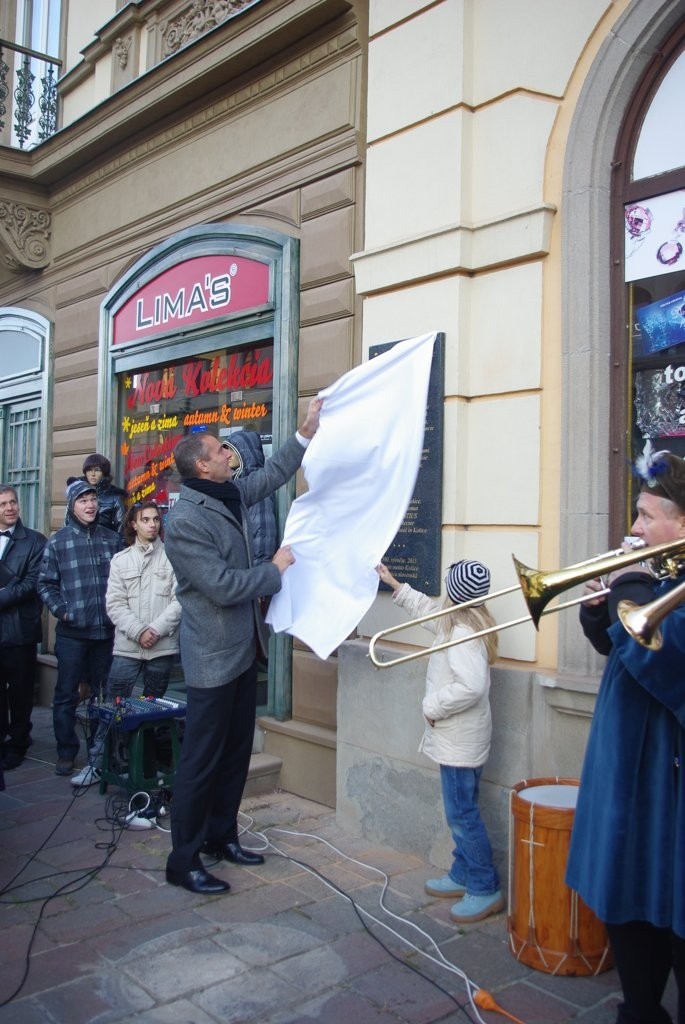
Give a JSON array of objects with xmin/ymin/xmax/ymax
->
[
  {"xmin": 119, "ymin": 341, "xmax": 275, "ymax": 705},
  {"xmin": 103, "ymin": 224, "xmax": 300, "ymax": 716},
  {"xmin": 119, "ymin": 342, "xmax": 274, "ymax": 514},
  {"xmin": 632, "ymin": 50, "xmax": 685, "ymax": 180},
  {"xmin": 612, "ymin": 24, "xmax": 685, "ymax": 529}
]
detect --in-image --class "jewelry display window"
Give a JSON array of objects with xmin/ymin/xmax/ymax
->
[
  {"xmin": 613, "ymin": 32, "xmax": 685, "ymax": 526},
  {"xmin": 626, "ymin": 188, "xmax": 685, "ymax": 473}
]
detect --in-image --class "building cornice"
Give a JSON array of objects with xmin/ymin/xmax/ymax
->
[
  {"xmin": 0, "ymin": 0, "xmax": 353, "ymax": 191},
  {"xmin": 351, "ymin": 204, "xmax": 557, "ymax": 293},
  {"xmin": 0, "ymin": 0, "xmax": 354, "ymax": 280}
]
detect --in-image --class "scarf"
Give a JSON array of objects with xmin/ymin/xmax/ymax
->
[{"xmin": 183, "ymin": 477, "xmax": 242, "ymax": 524}]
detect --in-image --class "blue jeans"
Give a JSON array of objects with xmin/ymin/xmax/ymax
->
[
  {"xmin": 440, "ymin": 764, "xmax": 500, "ymax": 896},
  {"xmin": 106, "ymin": 655, "xmax": 174, "ymax": 700},
  {"xmin": 53, "ymin": 634, "xmax": 113, "ymax": 761}
]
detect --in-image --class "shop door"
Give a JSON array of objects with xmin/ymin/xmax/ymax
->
[{"xmin": 0, "ymin": 397, "xmax": 42, "ymax": 528}]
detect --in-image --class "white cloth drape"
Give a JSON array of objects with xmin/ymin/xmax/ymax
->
[{"xmin": 267, "ymin": 332, "xmax": 437, "ymax": 660}]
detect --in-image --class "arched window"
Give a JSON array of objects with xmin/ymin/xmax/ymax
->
[
  {"xmin": 560, "ymin": 1, "xmax": 684, "ymax": 677},
  {"xmin": 0, "ymin": 308, "xmax": 50, "ymax": 528},
  {"xmin": 611, "ymin": 23, "xmax": 685, "ymax": 534}
]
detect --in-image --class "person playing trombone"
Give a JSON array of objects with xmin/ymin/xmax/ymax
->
[
  {"xmin": 566, "ymin": 444, "xmax": 685, "ymax": 1024},
  {"xmin": 376, "ymin": 559, "xmax": 504, "ymax": 924}
]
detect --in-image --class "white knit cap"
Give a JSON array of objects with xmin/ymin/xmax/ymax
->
[{"xmin": 445, "ymin": 560, "xmax": 491, "ymax": 605}]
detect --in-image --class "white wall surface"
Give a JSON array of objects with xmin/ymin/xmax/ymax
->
[
  {"xmin": 64, "ymin": 0, "xmax": 116, "ymax": 71},
  {"xmin": 367, "ymin": 1, "xmax": 465, "ymax": 141}
]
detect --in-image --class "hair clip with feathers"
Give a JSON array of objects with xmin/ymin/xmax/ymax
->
[{"xmin": 633, "ymin": 440, "xmax": 670, "ymax": 487}]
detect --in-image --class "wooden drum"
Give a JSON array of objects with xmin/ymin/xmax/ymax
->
[{"xmin": 508, "ymin": 777, "xmax": 612, "ymax": 976}]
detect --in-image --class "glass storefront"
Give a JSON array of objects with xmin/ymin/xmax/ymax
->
[
  {"xmin": 118, "ymin": 341, "xmax": 275, "ymax": 519},
  {"xmin": 102, "ymin": 224, "xmax": 300, "ymax": 718},
  {"xmin": 625, "ymin": 190, "xmax": 685, "ymax": 511},
  {"xmin": 617, "ymin": 34, "xmax": 685, "ymax": 524},
  {"xmin": 116, "ymin": 339, "xmax": 276, "ymax": 705}
]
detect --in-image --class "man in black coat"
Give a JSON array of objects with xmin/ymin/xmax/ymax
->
[{"xmin": 0, "ymin": 486, "xmax": 47, "ymax": 770}]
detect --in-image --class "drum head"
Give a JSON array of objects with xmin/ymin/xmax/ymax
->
[{"xmin": 516, "ymin": 784, "xmax": 578, "ymax": 809}]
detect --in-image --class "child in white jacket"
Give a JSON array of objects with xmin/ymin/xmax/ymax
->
[
  {"xmin": 71, "ymin": 501, "xmax": 181, "ymax": 788},
  {"xmin": 376, "ymin": 559, "xmax": 503, "ymax": 924}
]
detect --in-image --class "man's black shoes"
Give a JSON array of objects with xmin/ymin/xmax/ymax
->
[
  {"xmin": 166, "ymin": 842, "xmax": 264, "ymax": 893},
  {"xmin": 202, "ymin": 840, "xmax": 265, "ymax": 865},
  {"xmin": 165, "ymin": 867, "xmax": 230, "ymax": 894}
]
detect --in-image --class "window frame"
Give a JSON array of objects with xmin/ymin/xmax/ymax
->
[
  {"xmin": 98, "ymin": 223, "xmax": 301, "ymax": 721},
  {"xmin": 0, "ymin": 306, "xmax": 51, "ymax": 533},
  {"xmin": 610, "ymin": 21, "xmax": 685, "ymax": 538}
]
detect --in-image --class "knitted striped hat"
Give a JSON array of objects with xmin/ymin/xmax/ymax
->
[{"xmin": 445, "ymin": 560, "xmax": 491, "ymax": 605}]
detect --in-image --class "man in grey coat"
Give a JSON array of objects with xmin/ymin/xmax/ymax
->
[{"xmin": 164, "ymin": 399, "xmax": 322, "ymax": 894}]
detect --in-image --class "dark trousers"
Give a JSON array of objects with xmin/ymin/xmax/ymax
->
[
  {"xmin": 53, "ymin": 635, "xmax": 113, "ymax": 761},
  {"xmin": 0, "ymin": 644, "xmax": 37, "ymax": 757},
  {"xmin": 166, "ymin": 661, "xmax": 258, "ymax": 874},
  {"xmin": 607, "ymin": 921, "xmax": 685, "ymax": 1024}
]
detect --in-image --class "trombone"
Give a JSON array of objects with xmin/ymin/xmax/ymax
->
[
  {"xmin": 618, "ymin": 576, "xmax": 685, "ymax": 650},
  {"xmin": 368, "ymin": 538, "xmax": 685, "ymax": 669}
]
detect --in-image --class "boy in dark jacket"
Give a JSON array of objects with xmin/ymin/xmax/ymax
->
[
  {"xmin": 38, "ymin": 479, "xmax": 122, "ymax": 775},
  {"xmin": 0, "ymin": 486, "xmax": 47, "ymax": 770}
]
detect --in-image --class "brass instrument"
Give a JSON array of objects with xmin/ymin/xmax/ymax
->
[
  {"xmin": 618, "ymin": 576, "xmax": 685, "ymax": 650},
  {"xmin": 368, "ymin": 538, "xmax": 685, "ymax": 669}
]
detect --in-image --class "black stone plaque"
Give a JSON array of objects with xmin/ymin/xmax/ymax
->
[{"xmin": 370, "ymin": 333, "xmax": 444, "ymax": 595}]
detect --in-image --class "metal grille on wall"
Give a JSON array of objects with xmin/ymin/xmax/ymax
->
[{"xmin": 2, "ymin": 399, "xmax": 42, "ymax": 526}]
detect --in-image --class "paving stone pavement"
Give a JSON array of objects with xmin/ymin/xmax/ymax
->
[{"xmin": 0, "ymin": 706, "xmax": 678, "ymax": 1024}]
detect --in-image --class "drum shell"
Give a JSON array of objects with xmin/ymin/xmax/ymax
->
[{"xmin": 508, "ymin": 777, "xmax": 613, "ymax": 976}]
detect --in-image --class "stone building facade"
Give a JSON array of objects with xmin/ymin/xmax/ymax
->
[{"xmin": 0, "ymin": 0, "xmax": 683, "ymax": 875}]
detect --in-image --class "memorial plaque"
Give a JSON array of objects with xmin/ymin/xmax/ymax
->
[{"xmin": 371, "ymin": 333, "xmax": 444, "ymax": 595}]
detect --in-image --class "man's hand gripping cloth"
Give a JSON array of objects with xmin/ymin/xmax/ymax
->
[{"xmin": 267, "ymin": 332, "xmax": 437, "ymax": 660}]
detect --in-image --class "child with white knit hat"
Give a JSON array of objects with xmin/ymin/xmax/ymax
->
[{"xmin": 376, "ymin": 558, "xmax": 503, "ymax": 924}]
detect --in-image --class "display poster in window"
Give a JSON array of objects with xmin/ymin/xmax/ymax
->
[
  {"xmin": 634, "ymin": 358, "xmax": 685, "ymax": 439},
  {"xmin": 119, "ymin": 343, "xmax": 274, "ymax": 517},
  {"xmin": 625, "ymin": 189, "xmax": 685, "ymax": 283},
  {"xmin": 635, "ymin": 289, "xmax": 685, "ymax": 354}
]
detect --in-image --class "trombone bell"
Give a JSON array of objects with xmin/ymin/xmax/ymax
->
[
  {"xmin": 512, "ymin": 558, "xmax": 556, "ymax": 629},
  {"xmin": 617, "ymin": 600, "xmax": 663, "ymax": 650},
  {"xmin": 618, "ymin": 576, "xmax": 685, "ymax": 650}
]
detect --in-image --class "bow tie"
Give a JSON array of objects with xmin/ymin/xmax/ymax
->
[{"xmin": 0, "ymin": 531, "xmax": 11, "ymax": 538}]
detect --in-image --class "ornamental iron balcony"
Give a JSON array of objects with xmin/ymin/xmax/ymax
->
[{"xmin": 0, "ymin": 39, "xmax": 61, "ymax": 150}]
